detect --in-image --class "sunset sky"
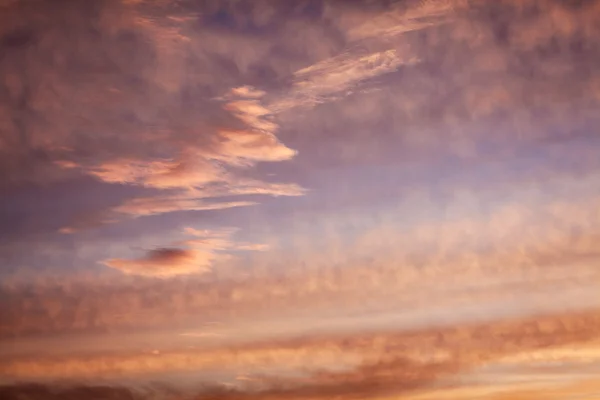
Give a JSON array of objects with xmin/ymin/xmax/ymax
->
[{"xmin": 1, "ymin": 0, "xmax": 600, "ymax": 399}]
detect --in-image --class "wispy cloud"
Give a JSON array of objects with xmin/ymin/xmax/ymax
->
[
  {"xmin": 111, "ymin": 197, "xmax": 256, "ymax": 218},
  {"xmin": 87, "ymin": 156, "xmax": 223, "ymax": 189},
  {"xmin": 271, "ymin": 49, "xmax": 419, "ymax": 112},
  {"xmin": 59, "ymin": 86, "xmax": 301, "ymax": 220}
]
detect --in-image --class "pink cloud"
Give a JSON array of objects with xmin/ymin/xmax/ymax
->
[
  {"xmin": 142, "ymin": 158, "xmax": 224, "ymax": 190},
  {"xmin": 87, "ymin": 156, "xmax": 223, "ymax": 189},
  {"xmin": 104, "ymin": 247, "xmax": 219, "ymax": 277},
  {"xmin": 102, "ymin": 226, "xmax": 268, "ymax": 277}
]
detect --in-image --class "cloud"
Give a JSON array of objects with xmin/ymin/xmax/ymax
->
[
  {"xmin": 0, "ymin": 384, "xmax": 149, "ymax": 400},
  {"xmin": 5, "ymin": 372, "xmax": 600, "ymax": 400},
  {"xmin": 57, "ymin": 177, "xmax": 305, "ymax": 231},
  {"xmin": 0, "ymin": 0, "xmax": 464, "ymax": 189},
  {"xmin": 345, "ymin": 0, "xmax": 462, "ymax": 41},
  {"xmin": 58, "ymin": 88, "xmax": 301, "ymax": 219},
  {"xmin": 4, "ymin": 0, "xmax": 597, "ymax": 263},
  {"xmin": 271, "ymin": 49, "xmax": 419, "ymax": 112},
  {"xmin": 268, "ymin": 1, "xmax": 458, "ymax": 113},
  {"xmin": 53, "ymin": 86, "xmax": 303, "ymax": 234},
  {"xmin": 79, "ymin": 88, "xmax": 297, "ymax": 191},
  {"xmin": 58, "ymin": 179, "xmax": 303, "ymax": 230},
  {"xmin": 259, "ymin": 0, "xmax": 477, "ymax": 117},
  {"xmin": 111, "ymin": 196, "xmax": 256, "ymax": 218},
  {"xmin": 3, "ymin": 0, "xmax": 600, "ymax": 190},
  {"xmin": 214, "ymin": 129, "xmax": 297, "ymax": 165},
  {"xmin": 88, "ymin": 157, "xmax": 224, "ymax": 190},
  {"xmin": 103, "ymin": 247, "xmax": 219, "ymax": 277},
  {"xmin": 102, "ymin": 226, "xmax": 267, "ymax": 277},
  {"xmin": 53, "ymin": 77, "xmax": 306, "ymax": 238}
]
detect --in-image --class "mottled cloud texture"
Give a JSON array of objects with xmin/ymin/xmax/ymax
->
[{"xmin": 1, "ymin": 0, "xmax": 600, "ymax": 399}]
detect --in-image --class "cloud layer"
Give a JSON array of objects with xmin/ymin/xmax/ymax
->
[
  {"xmin": 1, "ymin": 0, "xmax": 600, "ymax": 398},
  {"xmin": 1, "ymin": 309, "xmax": 599, "ymax": 400}
]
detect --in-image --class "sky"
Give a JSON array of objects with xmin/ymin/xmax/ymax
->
[{"xmin": 1, "ymin": 0, "xmax": 600, "ymax": 399}]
